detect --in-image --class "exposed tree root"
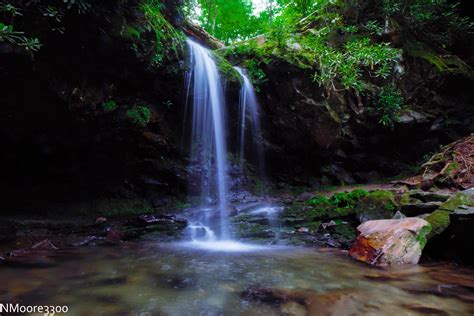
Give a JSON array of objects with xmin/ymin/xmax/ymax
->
[{"xmin": 397, "ymin": 134, "xmax": 473, "ymax": 190}]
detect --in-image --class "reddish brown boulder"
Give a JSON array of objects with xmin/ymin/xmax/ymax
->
[{"xmin": 349, "ymin": 218, "xmax": 431, "ymax": 266}]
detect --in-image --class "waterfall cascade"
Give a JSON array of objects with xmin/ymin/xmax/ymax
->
[
  {"xmin": 182, "ymin": 39, "xmax": 279, "ymax": 251},
  {"xmin": 185, "ymin": 38, "xmax": 230, "ymax": 240},
  {"xmin": 234, "ymin": 67, "xmax": 265, "ymax": 177}
]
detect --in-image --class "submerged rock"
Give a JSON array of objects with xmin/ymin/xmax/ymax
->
[{"xmin": 349, "ymin": 218, "xmax": 431, "ymax": 266}]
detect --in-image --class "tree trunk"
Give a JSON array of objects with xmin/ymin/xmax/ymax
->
[{"xmin": 182, "ymin": 20, "xmax": 225, "ymax": 49}]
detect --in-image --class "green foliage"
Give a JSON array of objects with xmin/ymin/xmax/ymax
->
[
  {"xmin": 141, "ymin": 0, "xmax": 184, "ymax": 66},
  {"xmin": 127, "ymin": 105, "xmax": 152, "ymax": 127},
  {"xmin": 213, "ymin": 51, "xmax": 242, "ymax": 82},
  {"xmin": 193, "ymin": 0, "xmax": 260, "ymax": 44},
  {"xmin": 121, "ymin": 25, "xmax": 143, "ymax": 40},
  {"xmin": 307, "ymin": 189, "xmax": 368, "ymax": 218},
  {"xmin": 243, "ymin": 59, "xmax": 268, "ymax": 91},
  {"xmin": 364, "ymin": 20, "xmax": 383, "ymax": 35},
  {"xmin": 310, "ymin": 36, "xmax": 400, "ymax": 91},
  {"xmin": 102, "ymin": 100, "xmax": 118, "ymax": 112},
  {"xmin": 220, "ymin": 1, "xmax": 400, "ymax": 93},
  {"xmin": 404, "ymin": 40, "xmax": 472, "ymax": 76},
  {"xmin": 0, "ymin": 2, "xmax": 22, "ymax": 16},
  {"xmin": 0, "ymin": 22, "xmax": 42, "ymax": 51},
  {"xmin": 63, "ymin": 0, "xmax": 91, "ymax": 14},
  {"xmin": 372, "ymin": 85, "xmax": 404, "ymax": 127},
  {"xmin": 382, "ymin": 0, "xmax": 473, "ymax": 47}
]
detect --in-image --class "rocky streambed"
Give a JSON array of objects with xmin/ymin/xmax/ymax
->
[{"xmin": 1, "ymin": 242, "xmax": 473, "ymax": 315}]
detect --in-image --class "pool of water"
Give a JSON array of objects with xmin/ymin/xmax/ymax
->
[{"xmin": 1, "ymin": 243, "xmax": 473, "ymax": 315}]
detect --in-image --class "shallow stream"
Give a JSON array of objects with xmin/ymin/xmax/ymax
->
[{"xmin": 1, "ymin": 242, "xmax": 473, "ymax": 315}]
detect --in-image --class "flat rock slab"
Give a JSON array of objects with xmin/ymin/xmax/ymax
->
[
  {"xmin": 349, "ymin": 218, "xmax": 431, "ymax": 266},
  {"xmin": 401, "ymin": 201, "xmax": 442, "ymax": 216}
]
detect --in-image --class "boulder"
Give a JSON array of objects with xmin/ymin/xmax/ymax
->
[
  {"xmin": 448, "ymin": 207, "xmax": 474, "ymax": 262},
  {"xmin": 354, "ymin": 190, "xmax": 397, "ymax": 222},
  {"xmin": 349, "ymin": 218, "xmax": 431, "ymax": 266},
  {"xmin": 401, "ymin": 201, "xmax": 442, "ymax": 217},
  {"xmin": 425, "ymin": 210, "xmax": 451, "ymax": 239},
  {"xmin": 438, "ymin": 188, "xmax": 474, "ymax": 211},
  {"xmin": 409, "ymin": 190, "xmax": 451, "ymax": 203},
  {"xmin": 424, "ymin": 188, "xmax": 474, "ymax": 239}
]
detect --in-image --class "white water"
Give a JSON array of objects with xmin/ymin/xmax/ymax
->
[
  {"xmin": 185, "ymin": 39, "xmax": 230, "ymax": 240},
  {"xmin": 235, "ymin": 67, "xmax": 265, "ymax": 176},
  {"xmin": 179, "ymin": 240, "xmax": 269, "ymax": 252},
  {"xmin": 183, "ymin": 40, "xmax": 271, "ymax": 252}
]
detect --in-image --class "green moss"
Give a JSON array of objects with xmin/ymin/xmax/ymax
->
[
  {"xmin": 399, "ymin": 192, "xmax": 411, "ymax": 205},
  {"xmin": 140, "ymin": 0, "xmax": 184, "ymax": 66},
  {"xmin": 355, "ymin": 190, "xmax": 397, "ymax": 222},
  {"xmin": 174, "ymin": 199, "xmax": 191, "ymax": 209},
  {"xmin": 416, "ymin": 223, "xmax": 432, "ymax": 249},
  {"xmin": 305, "ymin": 189, "xmax": 369, "ymax": 219},
  {"xmin": 234, "ymin": 223, "xmax": 273, "ymax": 239},
  {"xmin": 126, "ymin": 105, "xmax": 151, "ymax": 127},
  {"xmin": 102, "ymin": 100, "xmax": 117, "ymax": 112},
  {"xmin": 306, "ymin": 221, "xmax": 321, "ymax": 231},
  {"xmin": 404, "ymin": 40, "xmax": 473, "ymax": 78},
  {"xmin": 212, "ymin": 51, "xmax": 242, "ymax": 83},
  {"xmin": 425, "ymin": 209, "xmax": 451, "ymax": 239},
  {"xmin": 332, "ymin": 223, "xmax": 357, "ymax": 241},
  {"xmin": 439, "ymin": 190, "xmax": 474, "ymax": 211}
]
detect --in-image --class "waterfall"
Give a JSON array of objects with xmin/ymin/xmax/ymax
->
[
  {"xmin": 234, "ymin": 67, "xmax": 265, "ymax": 177},
  {"xmin": 185, "ymin": 39, "xmax": 230, "ymax": 240}
]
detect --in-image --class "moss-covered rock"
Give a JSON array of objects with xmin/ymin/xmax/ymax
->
[
  {"xmin": 233, "ymin": 222, "xmax": 275, "ymax": 239},
  {"xmin": 354, "ymin": 190, "xmax": 397, "ymax": 222},
  {"xmin": 424, "ymin": 189, "xmax": 474, "ymax": 239},
  {"xmin": 404, "ymin": 40, "xmax": 473, "ymax": 78},
  {"xmin": 425, "ymin": 209, "xmax": 451, "ymax": 239},
  {"xmin": 438, "ymin": 189, "xmax": 474, "ymax": 212},
  {"xmin": 213, "ymin": 51, "xmax": 242, "ymax": 83}
]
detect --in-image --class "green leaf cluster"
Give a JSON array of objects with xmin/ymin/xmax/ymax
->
[
  {"xmin": 307, "ymin": 189, "xmax": 368, "ymax": 218},
  {"xmin": 382, "ymin": 0, "xmax": 473, "ymax": 47},
  {"xmin": 0, "ymin": 22, "xmax": 42, "ymax": 51},
  {"xmin": 102, "ymin": 100, "xmax": 118, "ymax": 112},
  {"xmin": 127, "ymin": 105, "xmax": 152, "ymax": 127},
  {"xmin": 372, "ymin": 85, "xmax": 404, "ymax": 127},
  {"xmin": 140, "ymin": 0, "xmax": 185, "ymax": 66}
]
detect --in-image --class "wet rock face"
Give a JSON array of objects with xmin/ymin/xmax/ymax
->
[
  {"xmin": 349, "ymin": 218, "xmax": 431, "ymax": 266},
  {"xmin": 247, "ymin": 37, "xmax": 474, "ymax": 185},
  {"xmin": 0, "ymin": 1, "xmax": 188, "ymax": 211}
]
